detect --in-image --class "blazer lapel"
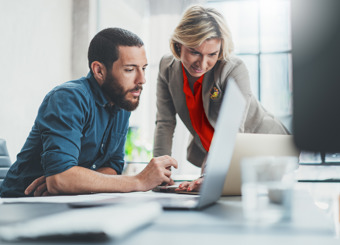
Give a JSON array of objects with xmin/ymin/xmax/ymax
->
[
  {"xmin": 168, "ymin": 59, "xmax": 221, "ymax": 132},
  {"xmin": 168, "ymin": 60, "xmax": 195, "ymax": 134},
  {"xmin": 201, "ymin": 69, "xmax": 216, "ymax": 127}
]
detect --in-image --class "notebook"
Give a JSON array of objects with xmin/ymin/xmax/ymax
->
[{"xmin": 152, "ymin": 79, "xmax": 246, "ymax": 209}]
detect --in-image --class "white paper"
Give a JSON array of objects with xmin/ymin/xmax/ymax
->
[{"xmin": 0, "ymin": 193, "xmax": 120, "ymax": 204}]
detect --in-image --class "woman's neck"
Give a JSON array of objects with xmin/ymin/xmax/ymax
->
[
  {"xmin": 184, "ymin": 69, "xmax": 199, "ymax": 84},
  {"xmin": 184, "ymin": 70, "xmax": 202, "ymax": 94}
]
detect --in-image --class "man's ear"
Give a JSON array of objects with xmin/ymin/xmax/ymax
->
[{"xmin": 91, "ymin": 61, "xmax": 106, "ymax": 86}]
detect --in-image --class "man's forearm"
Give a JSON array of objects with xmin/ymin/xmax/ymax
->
[
  {"xmin": 46, "ymin": 166, "xmax": 140, "ymax": 195},
  {"xmin": 45, "ymin": 155, "xmax": 178, "ymax": 195},
  {"xmin": 96, "ymin": 167, "xmax": 117, "ymax": 175}
]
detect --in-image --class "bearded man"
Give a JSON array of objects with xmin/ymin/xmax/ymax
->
[{"xmin": 0, "ymin": 28, "xmax": 177, "ymax": 197}]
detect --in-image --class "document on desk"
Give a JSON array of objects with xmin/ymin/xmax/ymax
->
[
  {"xmin": 0, "ymin": 191, "xmax": 196, "ymax": 206},
  {"xmin": 0, "ymin": 193, "xmax": 119, "ymax": 204},
  {"xmin": 0, "ymin": 201, "xmax": 162, "ymax": 241}
]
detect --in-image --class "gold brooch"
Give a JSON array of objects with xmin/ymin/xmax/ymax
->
[{"xmin": 210, "ymin": 86, "xmax": 220, "ymax": 100}]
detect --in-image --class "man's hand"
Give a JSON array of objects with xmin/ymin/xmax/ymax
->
[
  {"xmin": 175, "ymin": 177, "xmax": 204, "ymax": 192},
  {"xmin": 136, "ymin": 155, "xmax": 178, "ymax": 191},
  {"xmin": 24, "ymin": 176, "xmax": 51, "ymax": 196}
]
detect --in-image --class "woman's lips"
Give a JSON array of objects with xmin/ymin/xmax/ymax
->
[{"xmin": 192, "ymin": 66, "xmax": 203, "ymax": 73}]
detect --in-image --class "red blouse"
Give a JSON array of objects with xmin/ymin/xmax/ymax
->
[{"xmin": 182, "ymin": 65, "xmax": 214, "ymax": 152}]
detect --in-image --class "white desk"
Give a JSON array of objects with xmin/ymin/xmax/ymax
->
[
  {"xmin": 0, "ymin": 189, "xmax": 338, "ymax": 245},
  {"xmin": 116, "ymin": 190, "xmax": 338, "ymax": 245}
]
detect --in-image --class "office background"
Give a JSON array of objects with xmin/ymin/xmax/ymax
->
[{"xmin": 0, "ymin": 0, "xmax": 291, "ymax": 176}]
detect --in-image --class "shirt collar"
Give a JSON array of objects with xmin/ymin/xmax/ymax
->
[{"xmin": 86, "ymin": 72, "xmax": 121, "ymax": 113}]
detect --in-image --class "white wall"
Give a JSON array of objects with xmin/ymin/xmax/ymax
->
[
  {"xmin": 95, "ymin": 0, "xmax": 201, "ymax": 175},
  {"xmin": 0, "ymin": 0, "xmax": 72, "ymax": 161},
  {"xmin": 97, "ymin": 0, "xmax": 153, "ymax": 147},
  {"xmin": 0, "ymin": 0, "xmax": 201, "ymax": 176}
]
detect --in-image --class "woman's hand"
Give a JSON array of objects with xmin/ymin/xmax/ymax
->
[{"xmin": 175, "ymin": 177, "xmax": 204, "ymax": 192}]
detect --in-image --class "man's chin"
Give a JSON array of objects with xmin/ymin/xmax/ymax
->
[{"xmin": 119, "ymin": 100, "xmax": 139, "ymax": 111}]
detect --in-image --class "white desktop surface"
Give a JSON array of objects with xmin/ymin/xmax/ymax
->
[
  {"xmin": 0, "ymin": 188, "xmax": 339, "ymax": 245},
  {"xmin": 117, "ymin": 190, "xmax": 338, "ymax": 245}
]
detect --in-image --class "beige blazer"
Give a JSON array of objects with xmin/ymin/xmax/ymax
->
[{"xmin": 153, "ymin": 54, "xmax": 289, "ymax": 167}]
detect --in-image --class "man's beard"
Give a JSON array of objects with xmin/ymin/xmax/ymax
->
[{"xmin": 102, "ymin": 73, "xmax": 142, "ymax": 111}]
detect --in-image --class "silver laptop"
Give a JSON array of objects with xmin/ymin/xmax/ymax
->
[
  {"xmin": 221, "ymin": 133, "xmax": 300, "ymax": 196},
  {"xmin": 155, "ymin": 79, "xmax": 246, "ymax": 209}
]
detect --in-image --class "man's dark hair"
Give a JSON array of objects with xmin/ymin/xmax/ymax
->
[{"xmin": 88, "ymin": 27, "xmax": 144, "ymax": 73}]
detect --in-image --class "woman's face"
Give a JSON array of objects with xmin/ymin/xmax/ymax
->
[{"xmin": 179, "ymin": 38, "xmax": 221, "ymax": 78}]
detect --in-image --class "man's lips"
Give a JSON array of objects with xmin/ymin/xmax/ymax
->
[
  {"xmin": 130, "ymin": 90, "xmax": 141, "ymax": 97},
  {"xmin": 129, "ymin": 87, "xmax": 143, "ymax": 97}
]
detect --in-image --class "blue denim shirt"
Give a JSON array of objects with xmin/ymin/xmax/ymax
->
[{"xmin": 0, "ymin": 73, "xmax": 130, "ymax": 197}]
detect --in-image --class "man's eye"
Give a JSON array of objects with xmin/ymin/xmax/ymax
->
[
  {"xmin": 125, "ymin": 69, "xmax": 133, "ymax": 72},
  {"xmin": 191, "ymin": 51, "xmax": 200, "ymax": 55}
]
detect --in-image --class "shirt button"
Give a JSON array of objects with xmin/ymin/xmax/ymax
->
[
  {"xmin": 101, "ymin": 144, "xmax": 104, "ymax": 148},
  {"xmin": 92, "ymin": 164, "xmax": 96, "ymax": 169}
]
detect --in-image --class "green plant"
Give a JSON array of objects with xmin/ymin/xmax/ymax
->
[{"xmin": 124, "ymin": 126, "xmax": 152, "ymax": 162}]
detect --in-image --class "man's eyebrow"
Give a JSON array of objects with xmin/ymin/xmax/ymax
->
[{"xmin": 124, "ymin": 64, "xmax": 148, "ymax": 67}]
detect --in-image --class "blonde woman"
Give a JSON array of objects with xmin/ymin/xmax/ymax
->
[{"xmin": 153, "ymin": 5, "xmax": 288, "ymax": 192}]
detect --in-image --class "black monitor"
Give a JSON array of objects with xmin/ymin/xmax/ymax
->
[{"xmin": 292, "ymin": 0, "xmax": 340, "ymax": 152}]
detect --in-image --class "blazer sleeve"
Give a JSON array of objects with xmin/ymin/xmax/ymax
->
[
  {"xmin": 153, "ymin": 56, "xmax": 177, "ymax": 157},
  {"xmin": 220, "ymin": 57, "xmax": 289, "ymax": 134}
]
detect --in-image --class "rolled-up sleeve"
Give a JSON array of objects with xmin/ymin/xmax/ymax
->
[
  {"xmin": 105, "ymin": 134, "xmax": 127, "ymax": 174},
  {"xmin": 37, "ymin": 87, "xmax": 88, "ymax": 176}
]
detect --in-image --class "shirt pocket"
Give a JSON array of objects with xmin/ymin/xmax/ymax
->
[{"xmin": 106, "ymin": 132, "xmax": 126, "ymax": 156}]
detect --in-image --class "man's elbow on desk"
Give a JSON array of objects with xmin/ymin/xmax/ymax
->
[
  {"xmin": 46, "ymin": 173, "xmax": 71, "ymax": 195},
  {"xmin": 45, "ymin": 167, "xmax": 88, "ymax": 195}
]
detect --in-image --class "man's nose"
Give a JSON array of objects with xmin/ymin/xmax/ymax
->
[{"xmin": 136, "ymin": 69, "xmax": 146, "ymax": 85}]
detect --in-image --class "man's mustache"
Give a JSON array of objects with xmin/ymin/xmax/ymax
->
[{"xmin": 128, "ymin": 85, "xmax": 143, "ymax": 93}]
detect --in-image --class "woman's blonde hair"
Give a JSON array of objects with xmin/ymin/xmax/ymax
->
[{"xmin": 170, "ymin": 5, "xmax": 234, "ymax": 61}]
